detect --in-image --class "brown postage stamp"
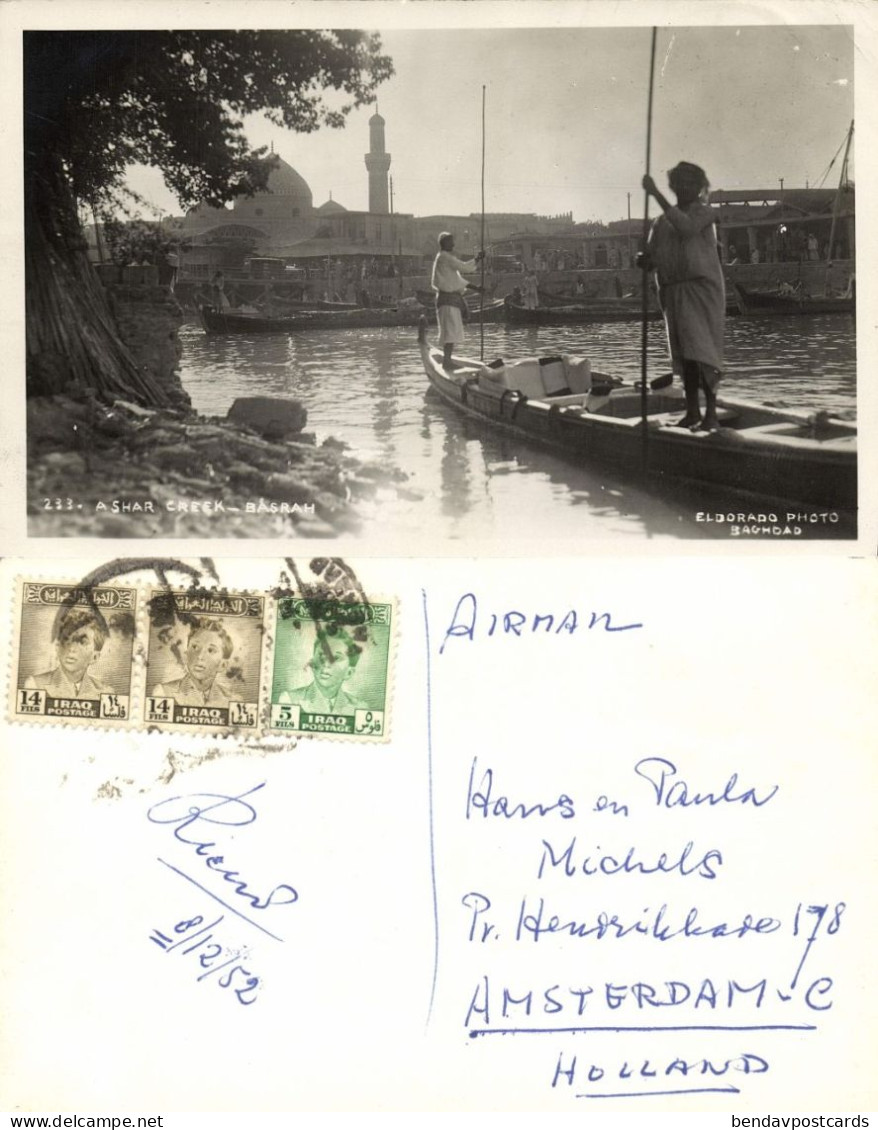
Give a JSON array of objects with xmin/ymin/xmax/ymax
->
[
  {"xmin": 142, "ymin": 588, "xmax": 266, "ymax": 732},
  {"xmin": 10, "ymin": 580, "xmax": 138, "ymax": 725}
]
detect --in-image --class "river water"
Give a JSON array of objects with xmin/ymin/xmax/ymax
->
[{"xmin": 179, "ymin": 313, "xmax": 856, "ymax": 544}]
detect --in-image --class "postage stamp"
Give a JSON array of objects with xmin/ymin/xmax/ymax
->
[
  {"xmin": 142, "ymin": 589, "xmax": 266, "ymax": 732},
  {"xmin": 10, "ymin": 580, "xmax": 137, "ymax": 725},
  {"xmin": 268, "ymin": 595, "xmax": 394, "ymax": 740}
]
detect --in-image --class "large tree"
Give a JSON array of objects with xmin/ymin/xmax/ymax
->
[{"xmin": 25, "ymin": 30, "xmax": 393, "ymax": 404}]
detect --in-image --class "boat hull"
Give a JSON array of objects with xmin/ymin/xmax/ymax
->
[
  {"xmin": 200, "ymin": 303, "xmax": 433, "ymax": 334},
  {"xmin": 504, "ymin": 299, "xmax": 662, "ymax": 325},
  {"xmin": 734, "ymin": 286, "xmax": 854, "ymax": 316},
  {"xmin": 418, "ymin": 335, "xmax": 856, "ymax": 513},
  {"xmin": 199, "ymin": 300, "xmax": 507, "ymax": 334}
]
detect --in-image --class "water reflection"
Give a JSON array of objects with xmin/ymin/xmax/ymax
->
[{"xmin": 179, "ymin": 314, "xmax": 856, "ymax": 542}]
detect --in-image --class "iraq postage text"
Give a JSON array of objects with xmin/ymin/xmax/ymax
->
[
  {"xmin": 9, "ymin": 579, "xmax": 138, "ymax": 726},
  {"xmin": 269, "ymin": 594, "xmax": 395, "ymax": 740}
]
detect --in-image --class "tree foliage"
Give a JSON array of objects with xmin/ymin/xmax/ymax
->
[
  {"xmin": 25, "ymin": 30, "xmax": 394, "ymax": 403},
  {"xmin": 101, "ymin": 219, "xmax": 190, "ymax": 267}
]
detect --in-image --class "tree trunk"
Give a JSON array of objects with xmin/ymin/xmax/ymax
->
[{"xmin": 25, "ymin": 154, "xmax": 175, "ymax": 407}]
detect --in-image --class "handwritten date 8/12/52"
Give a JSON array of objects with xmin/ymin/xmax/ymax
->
[{"xmin": 149, "ymin": 913, "xmax": 260, "ymax": 1006}]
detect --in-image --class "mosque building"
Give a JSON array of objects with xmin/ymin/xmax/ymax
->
[{"xmin": 171, "ymin": 109, "xmax": 578, "ymax": 280}]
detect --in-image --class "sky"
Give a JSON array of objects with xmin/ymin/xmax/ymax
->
[{"xmin": 128, "ymin": 22, "xmax": 854, "ymax": 226}]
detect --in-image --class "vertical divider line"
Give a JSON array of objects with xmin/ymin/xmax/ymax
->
[{"xmin": 421, "ymin": 587, "xmax": 440, "ymax": 1026}]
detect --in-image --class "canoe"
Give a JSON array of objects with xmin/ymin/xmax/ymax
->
[
  {"xmin": 507, "ymin": 291, "xmax": 741, "ymax": 324},
  {"xmin": 414, "ymin": 295, "xmax": 508, "ymax": 323},
  {"xmin": 199, "ymin": 302, "xmax": 434, "ymax": 334},
  {"xmin": 734, "ymin": 285, "xmax": 854, "ymax": 317},
  {"xmin": 538, "ymin": 286, "xmax": 638, "ymax": 307},
  {"xmin": 504, "ymin": 298, "xmax": 663, "ymax": 325},
  {"xmin": 416, "ymin": 320, "xmax": 856, "ymax": 512}
]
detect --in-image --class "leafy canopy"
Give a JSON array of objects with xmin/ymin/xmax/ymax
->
[{"xmin": 25, "ymin": 30, "xmax": 394, "ymax": 212}]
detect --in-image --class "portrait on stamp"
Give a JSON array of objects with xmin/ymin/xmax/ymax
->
[
  {"xmin": 278, "ymin": 625, "xmax": 370, "ymax": 715},
  {"xmin": 13, "ymin": 583, "xmax": 136, "ymax": 722},
  {"xmin": 270, "ymin": 599, "xmax": 393, "ymax": 737},
  {"xmin": 144, "ymin": 592, "xmax": 265, "ymax": 728},
  {"xmin": 151, "ymin": 616, "xmax": 237, "ymax": 708}
]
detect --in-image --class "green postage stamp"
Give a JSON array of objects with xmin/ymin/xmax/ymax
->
[{"xmin": 269, "ymin": 596, "xmax": 394, "ymax": 739}]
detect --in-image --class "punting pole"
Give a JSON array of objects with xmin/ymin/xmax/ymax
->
[
  {"xmin": 824, "ymin": 119, "xmax": 854, "ymax": 297},
  {"xmin": 640, "ymin": 27, "xmax": 658, "ymax": 472},
  {"xmin": 480, "ymin": 84, "xmax": 487, "ymax": 360}
]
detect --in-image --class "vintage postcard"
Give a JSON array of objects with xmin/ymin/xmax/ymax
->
[
  {"xmin": 1, "ymin": 0, "xmax": 877, "ymax": 1122},
  {"xmin": 2, "ymin": 0, "xmax": 874, "ymax": 554}
]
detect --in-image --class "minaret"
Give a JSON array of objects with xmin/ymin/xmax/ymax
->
[{"xmin": 364, "ymin": 106, "xmax": 391, "ymax": 214}]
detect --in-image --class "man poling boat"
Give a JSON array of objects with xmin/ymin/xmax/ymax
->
[
  {"xmin": 430, "ymin": 231, "xmax": 486, "ymax": 369},
  {"xmin": 640, "ymin": 161, "xmax": 727, "ymax": 433}
]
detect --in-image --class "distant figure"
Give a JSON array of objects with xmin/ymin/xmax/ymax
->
[
  {"xmin": 575, "ymin": 277, "xmax": 586, "ymax": 297},
  {"xmin": 278, "ymin": 626, "xmax": 367, "ymax": 716},
  {"xmin": 750, "ymin": 247, "xmax": 761, "ymax": 264},
  {"xmin": 641, "ymin": 161, "xmax": 725, "ymax": 432},
  {"xmin": 431, "ymin": 231, "xmax": 484, "ymax": 369},
  {"xmin": 152, "ymin": 617, "xmax": 234, "ymax": 708},
  {"xmin": 157, "ymin": 250, "xmax": 178, "ymax": 290},
  {"xmin": 727, "ymin": 244, "xmax": 739, "ymax": 265},
  {"xmin": 25, "ymin": 608, "xmax": 110, "ymax": 698},
  {"xmin": 807, "ymin": 233, "xmax": 820, "ymax": 261},
  {"xmin": 523, "ymin": 269, "xmax": 539, "ymax": 309},
  {"xmin": 210, "ymin": 271, "xmax": 230, "ymax": 311}
]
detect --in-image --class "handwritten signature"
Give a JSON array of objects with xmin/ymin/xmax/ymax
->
[{"xmin": 147, "ymin": 783, "xmax": 299, "ymax": 911}]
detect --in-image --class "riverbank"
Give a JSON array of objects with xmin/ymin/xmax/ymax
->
[{"xmin": 27, "ymin": 392, "xmax": 409, "ymax": 537}]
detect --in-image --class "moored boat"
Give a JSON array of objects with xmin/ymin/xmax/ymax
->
[
  {"xmin": 503, "ymin": 297, "xmax": 663, "ymax": 325},
  {"xmin": 733, "ymin": 284, "xmax": 855, "ymax": 317},
  {"xmin": 416, "ymin": 320, "xmax": 856, "ymax": 512},
  {"xmin": 200, "ymin": 294, "xmax": 509, "ymax": 334},
  {"xmin": 199, "ymin": 302, "xmax": 437, "ymax": 334}
]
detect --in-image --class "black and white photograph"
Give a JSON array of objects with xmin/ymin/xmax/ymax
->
[{"xmin": 18, "ymin": 7, "xmax": 865, "ymax": 547}]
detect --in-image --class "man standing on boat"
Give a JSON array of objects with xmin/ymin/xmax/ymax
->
[
  {"xmin": 642, "ymin": 162, "xmax": 725, "ymax": 431},
  {"xmin": 431, "ymin": 231, "xmax": 484, "ymax": 369}
]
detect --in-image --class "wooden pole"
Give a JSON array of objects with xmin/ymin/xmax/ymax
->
[
  {"xmin": 640, "ymin": 27, "xmax": 658, "ymax": 472},
  {"xmin": 824, "ymin": 120, "xmax": 854, "ymax": 296},
  {"xmin": 480, "ymin": 85, "xmax": 486, "ymax": 361}
]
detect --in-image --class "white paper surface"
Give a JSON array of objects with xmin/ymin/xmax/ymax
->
[{"xmin": 1, "ymin": 555, "xmax": 875, "ymax": 1114}]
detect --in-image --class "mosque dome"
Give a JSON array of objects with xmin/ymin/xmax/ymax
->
[
  {"xmin": 233, "ymin": 155, "xmax": 313, "ymax": 220},
  {"xmin": 317, "ymin": 197, "xmax": 347, "ymax": 214}
]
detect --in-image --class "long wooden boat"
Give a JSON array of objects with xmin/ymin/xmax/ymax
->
[
  {"xmin": 509, "ymin": 290, "xmax": 741, "ymax": 324},
  {"xmin": 417, "ymin": 320, "xmax": 856, "ymax": 512},
  {"xmin": 414, "ymin": 287, "xmax": 501, "ymax": 312},
  {"xmin": 199, "ymin": 302, "xmax": 439, "ymax": 334},
  {"xmin": 504, "ymin": 297, "xmax": 663, "ymax": 325},
  {"xmin": 538, "ymin": 286, "xmax": 640, "ymax": 308},
  {"xmin": 734, "ymin": 285, "xmax": 854, "ymax": 317}
]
